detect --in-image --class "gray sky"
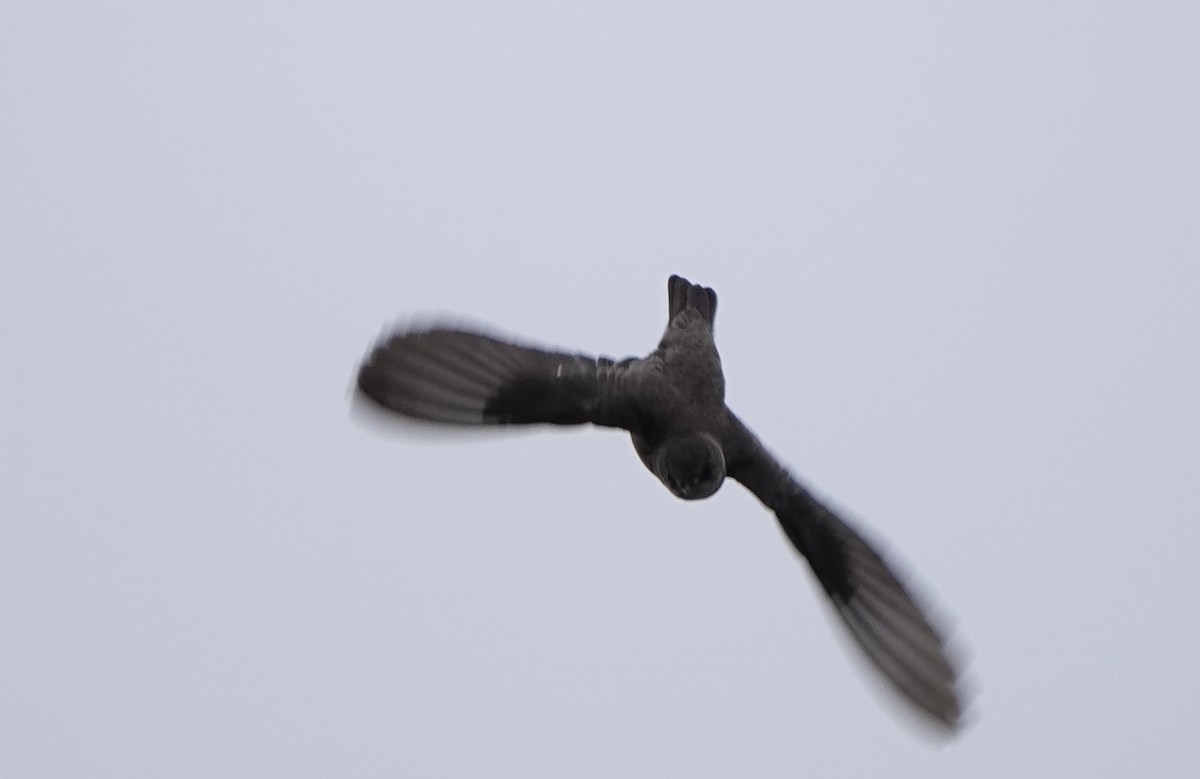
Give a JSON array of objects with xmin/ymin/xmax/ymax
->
[{"xmin": 3, "ymin": 2, "xmax": 1198, "ymax": 776}]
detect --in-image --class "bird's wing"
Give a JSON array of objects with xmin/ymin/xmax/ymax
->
[
  {"xmin": 724, "ymin": 419, "xmax": 964, "ymax": 731},
  {"xmin": 356, "ymin": 326, "xmax": 644, "ymax": 430}
]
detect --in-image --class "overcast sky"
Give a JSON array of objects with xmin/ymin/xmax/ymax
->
[{"xmin": 3, "ymin": 2, "xmax": 1198, "ymax": 777}]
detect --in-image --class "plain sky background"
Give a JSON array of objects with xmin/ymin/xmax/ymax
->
[{"xmin": 3, "ymin": 2, "xmax": 1198, "ymax": 776}]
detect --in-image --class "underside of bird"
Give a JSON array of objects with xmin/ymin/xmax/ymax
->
[{"xmin": 355, "ymin": 274, "xmax": 968, "ymax": 734}]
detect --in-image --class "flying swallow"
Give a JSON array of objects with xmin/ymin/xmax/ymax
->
[{"xmin": 356, "ymin": 275, "xmax": 964, "ymax": 730}]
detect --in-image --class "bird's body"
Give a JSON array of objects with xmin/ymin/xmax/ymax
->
[{"xmin": 356, "ymin": 275, "xmax": 965, "ymax": 731}]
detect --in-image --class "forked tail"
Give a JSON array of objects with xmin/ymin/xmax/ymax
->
[{"xmin": 667, "ymin": 275, "xmax": 718, "ymax": 325}]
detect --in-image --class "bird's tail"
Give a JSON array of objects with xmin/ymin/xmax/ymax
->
[{"xmin": 667, "ymin": 275, "xmax": 718, "ymax": 325}]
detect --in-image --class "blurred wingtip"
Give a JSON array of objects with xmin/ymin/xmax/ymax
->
[
  {"xmin": 348, "ymin": 377, "xmax": 525, "ymax": 443},
  {"xmin": 788, "ymin": 503, "xmax": 975, "ymax": 739}
]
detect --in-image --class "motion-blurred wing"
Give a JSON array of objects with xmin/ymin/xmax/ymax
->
[
  {"xmin": 727, "ymin": 426, "xmax": 963, "ymax": 730},
  {"xmin": 357, "ymin": 327, "xmax": 641, "ymax": 429}
]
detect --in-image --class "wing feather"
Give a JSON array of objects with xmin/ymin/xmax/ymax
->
[
  {"xmin": 356, "ymin": 327, "xmax": 641, "ymax": 429},
  {"xmin": 725, "ymin": 419, "xmax": 965, "ymax": 731}
]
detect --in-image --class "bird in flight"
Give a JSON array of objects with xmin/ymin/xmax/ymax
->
[{"xmin": 356, "ymin": 275, "xmax": 965, "ymax": 731}]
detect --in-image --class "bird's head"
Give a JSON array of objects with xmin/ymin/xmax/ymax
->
[{"xmin": 654, "ymin": 432, "xmax": 726, "ymax": 500}]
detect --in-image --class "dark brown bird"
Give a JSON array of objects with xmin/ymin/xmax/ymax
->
[{"xmin": 356, "ymin": 275, "xmax": 964, "ymax": 731}]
